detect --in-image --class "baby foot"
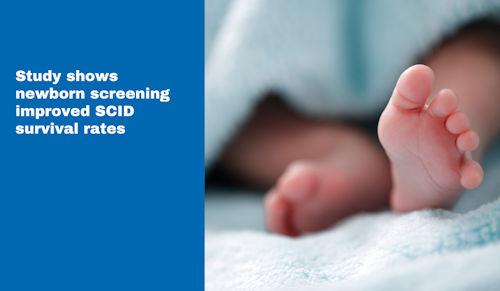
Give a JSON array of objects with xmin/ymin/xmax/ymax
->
[
  {"xmin": 378, "ymin": 65, "xmax": 484, "ymax": 212},
  {"xmin": 265, "ymin": 134, "xmax": 391, "ymax": 236}
]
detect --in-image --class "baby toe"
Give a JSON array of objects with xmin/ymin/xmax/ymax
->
[
  {"xmin": 264, "ymin": 191, "xmax": 296, "ymax": 236},
  {"xmin": 446, "ymin": 111, "xmax": 470, "ymax": 134},
  {"xmin": 460, "ymin": 158, "xmax": 484, "ymax": 189},
  {"xmin": 429, "ymin": 89, "xmax": 458, "ymax": 117},
  {"xmin": 391, "ymin": 65, "xmax": 434, "ymax": 110},
  {"xmin": 456, "ymin": 130, "xmax": 480, "ymax": 152}
]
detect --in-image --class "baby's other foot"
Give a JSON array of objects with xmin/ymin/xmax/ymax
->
[
  {"xmin": 265, "ymin": 132, "xmax": 390, "ymax": 236},
  {"xmin": 378, "ymin": 65, "xmax": 483, "ymax": 212}
]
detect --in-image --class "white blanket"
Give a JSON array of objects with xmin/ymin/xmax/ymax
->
[{"xmin": 206, "ymin": 144, "xmax": 500, "ymax": 290}]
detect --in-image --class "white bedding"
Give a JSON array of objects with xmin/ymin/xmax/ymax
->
[{"xmin": 206, "ymin": 144, "xmax": 500, "ymax": 290}]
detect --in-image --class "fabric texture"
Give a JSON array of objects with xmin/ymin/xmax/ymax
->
[{"xmin": 206, "ymin": 144, "xmax": 500, "ymax": 290}]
